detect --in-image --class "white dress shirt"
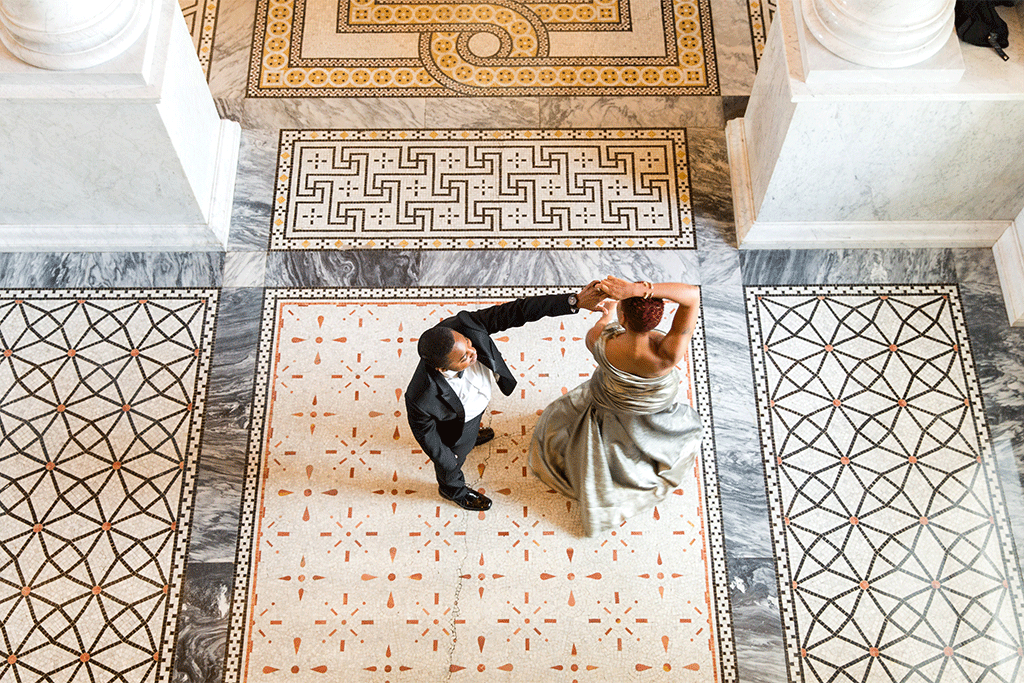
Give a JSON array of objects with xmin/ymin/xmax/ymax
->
[{"xmin": 440, "ymin": 361, "xmax": 493, "ymax": 421}]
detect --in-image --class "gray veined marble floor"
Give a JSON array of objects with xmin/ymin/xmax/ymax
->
[{"xmin": 3, "ymin": 124, "xmax": 1023, "ymax": 683}]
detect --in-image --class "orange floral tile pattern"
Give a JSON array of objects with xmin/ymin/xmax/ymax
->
[{"xmin": 226, "ymin": 287, "xmax": 735, "ymax": 681}]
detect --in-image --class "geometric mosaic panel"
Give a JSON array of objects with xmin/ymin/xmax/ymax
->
[
  {"xmin": 271, "ymin": 130, "xmax": 694, "ymax": 250},
  {"xmin": 0, "ymin": 290, "xmax": 219, "ymax": 683},
  {"xmin": 746, "ymin": 285, "xmax": 1024, "ymax": 683},
  {"xmin": 248, "ymin": 0, "xmax": 719, "ymax": 96},
  {"xmin": 179, "ymin": 0, "xmax": 220, "ymax": 79},
  {"xmin": 225, "ymin": 286, "xmax": 734, "ymax": 681}
]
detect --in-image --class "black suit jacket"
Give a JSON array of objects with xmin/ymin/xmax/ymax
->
[{"xmin": 405, "ymin": 294, "xmax": 577, "ymax": 474}]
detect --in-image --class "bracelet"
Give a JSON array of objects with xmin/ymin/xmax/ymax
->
[{"xmin": 643, "ymin": 281, "xmax": 654, "ymax": 300}]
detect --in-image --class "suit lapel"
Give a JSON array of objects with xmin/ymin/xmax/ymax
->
[{"xmin": 433, "ymin": 370, "xmax": 465, "ymax": 417}]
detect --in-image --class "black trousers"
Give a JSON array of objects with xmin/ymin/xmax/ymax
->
[{"xmin": 434, "ymin": 413, "xmax": 483, "ymax": 498}]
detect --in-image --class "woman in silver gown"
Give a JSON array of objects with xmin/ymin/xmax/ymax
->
[{"xmin": 529, "ymin": 277, "xmax": 703, "ymax": 536}]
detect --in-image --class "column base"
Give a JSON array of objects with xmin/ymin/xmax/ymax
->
[
  {"xmin": 994, "ymin": 220, "xmax": 1024, "ymax": 327},
  {"xmin": 0, "ymin": 119, "xmax": 240, "ymax": 252},
  {"xmin": 726, "ymin": 117, "xmax": 1011, "ymax": 250}
]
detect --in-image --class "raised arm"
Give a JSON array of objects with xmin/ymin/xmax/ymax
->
[
  {"xmin": 585, "ymin": 300, "xmax": 618, "ymax": 352},
  {"xmin": 649, "ymin": 282, "xmax": 699, "ymax": 365}
]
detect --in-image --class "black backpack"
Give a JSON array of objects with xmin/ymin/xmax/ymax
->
[{"xmin": 954, "ymin": 1, "xmax": 1013, "ymax": 61}]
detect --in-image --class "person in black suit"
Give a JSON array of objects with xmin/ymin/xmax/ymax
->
[{"xmin": 406, "ymin": 283, "xmax": 606, "ymax": 511}]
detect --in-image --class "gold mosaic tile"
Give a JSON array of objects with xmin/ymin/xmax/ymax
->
[{"xmin": 248, "ymin": 0, "xmax": 718, "ymax": 96}]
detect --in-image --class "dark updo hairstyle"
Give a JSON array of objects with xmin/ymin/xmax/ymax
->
[
  {"xmin": 418, "ymin": 326, "xmax": 455, "ymax": 369},
  {"xmin": 620, "ymin": 296, "xmax": 664, "ymax": 333}
]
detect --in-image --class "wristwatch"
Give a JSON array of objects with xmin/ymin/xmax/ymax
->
[{"xmin": 567, "ymin": 293, "xmax": 579, "ymax": 312}]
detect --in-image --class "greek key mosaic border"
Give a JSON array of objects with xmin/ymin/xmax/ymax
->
[
  {"xmin": 180, "ymin": 0, "xmax": 220, "ymax": 79},
  {"xmin": 224, "ymin": 286, "xmax": 734, "ymax": 682},
  {"xmin": 248, "ymin": 0, "xmax": 719, "ymax": 96},
  {"xmin": 0, "ymin": 288, "xmax": 219, "ymax": 683},
  {"xmin": 271, "ymin": 129, "xmax": 695, "ymax": 251},
  {"xmin": 746, "ymin": 284, "xmax": 1024, "ymax": 682}
]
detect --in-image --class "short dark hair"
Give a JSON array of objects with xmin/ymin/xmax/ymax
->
[
  {"xmin": 418, "ymin": 326, "xmax": 455, "ymax": 369},
  {"xmin": 620, "ymin": 297, "xmax": 664, "ymax": 333}
]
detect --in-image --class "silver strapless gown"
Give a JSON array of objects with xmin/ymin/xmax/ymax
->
[{"xmin": 529, "ymin": 323, "xmax": 703, "ymax": 536}]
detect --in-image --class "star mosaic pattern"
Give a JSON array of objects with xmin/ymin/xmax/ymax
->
[
  {"xmin": 0, "ymin": 290, "xmax": 218, "ymax": 683},
  {"xmin": 225, "ymin": 287, "xmax": 734, "ymax": 681},
  {"xmin": 248, "ymin": 0, "xmax": 718, "ymax": 96},
  {"xmin": 746, "ymin": 285, "xmax": 1024, "ymax": 683},
  {"xmin": 271, "ymin": 129, "xmax": 694, "ymax": 250}
]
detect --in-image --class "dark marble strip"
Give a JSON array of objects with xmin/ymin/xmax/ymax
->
[
  {"xmin": 727, "ymin": 556, "xmax": 789, "ymax": 683},
  {"xmin": 227, "ymin": 129, "xmax": 278, "ymax": 252},
  {"xmin": 688, "ymin": 127, "xmax": 735, "ymax": 231},
  {"xmin": 538, "ymin": 96, "xmax": 725, "ymax": 129},
  {"xmin": 0, "ymin": 252, "xmax": 224, "ymax": 288},
  {"xmin": 177, "ymin": 288, "xmax": 265, "ymax": 683},
  {"xmin": 739, "ymin": 248, "xmax": 957, "ymax": 286},
  {"xmin": 264, "ymin": 250, "xmax": 423, "ymax": 287},
  {"xmin": 702, "ymin": 284, "xmax": 774, "ymax": 559},
  {"xmin": 416, "ymin": 249, "xmax": 701, "ymax": 287},
  {"xmin": 958, "ymin": 279, "xmax": 1024, "ymax": 554},
  {"xmin": 189, "ymin": 287, "xmax": 265, "ymax": 562},
  {"xmin": 173, "ymin": 562, "xmax": 234, "ymax": 683}
]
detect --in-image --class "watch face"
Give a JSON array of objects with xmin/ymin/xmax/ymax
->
[{"xmin": 568, "ymin": 294, "xmax": 578, "ymax": 306}]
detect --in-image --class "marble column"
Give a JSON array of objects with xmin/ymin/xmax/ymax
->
[
  {"xmin": 802, "ymin": 0, "xmax": 955, "ymax": 68},
  {"xmin": 726, "ymin": 0, "xmax": 1024, "ymax": 324},
  {"xmin": 0, "ymin": 0, "xmax": 151, "ymax": 70},
  {"xmin": 0, "ymin": 0, "xmax": 239, "ymax": 250}
]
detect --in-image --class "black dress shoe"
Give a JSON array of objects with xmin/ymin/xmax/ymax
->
[
  {"xmin": 438, "ymin": 487, "xmax": 492, "ymax": 511},
  {"xmin": 475, "ymin": 427, "xmax": 494, "ymax": 446}
]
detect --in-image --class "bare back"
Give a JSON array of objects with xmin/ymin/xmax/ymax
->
[{"xmin": 602, "ymin": 328, "xmax": 675, "ymax": 378}]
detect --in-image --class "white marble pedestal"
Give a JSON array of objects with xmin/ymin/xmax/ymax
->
[
  {"xmin": 0, "ymin": 0, "xmax": 240, "ymax": 251},
  {"xmin": 727, "ymin": 0, "xmax": 1024, "ymax": 325}
]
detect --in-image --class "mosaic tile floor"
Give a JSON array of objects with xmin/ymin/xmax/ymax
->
[
  {"xmin": 0, "ymin": 290, "xmax": 219, "ymax": 683},
  {"xmin": 1, "ymin": 3, "xmax": 1023, "ymax": 683},
  {"xmin": 271, "ymin": 129, "xmax": 694, "ymax": 250},
  {"xmin": 747, "ymin": 286, "xmax": 1024, "ymax": 682},
  {"xmin": 225, "ymin": 287, "xmax": 732, "ymax": 681}
]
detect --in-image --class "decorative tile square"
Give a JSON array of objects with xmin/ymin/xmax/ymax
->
[
  {"xmin": 746, "ymin": 285, "xmax": 1024, "ymax": 682},
  {"xmin": 225, "ymin": 286, "xmax": 734, "ymax": 681},
  {"xmin": 248, "ymin": 0, "xmax": 719, "ymax": 96},
  {"xmin": 272, "ymin": 129, "xmax": 694, "ymax": 250},
  {"xmin": 0, "ymin": 290, "xmax": 219, "ymax": 683}
]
